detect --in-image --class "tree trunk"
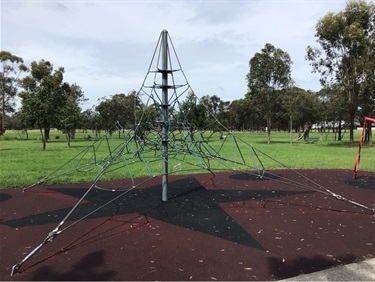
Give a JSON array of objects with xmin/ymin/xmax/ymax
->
[
  {"xmin": 66, "ymin": 132, "xmax": 71, "ymax": 147},
  {"xmin": 1, "ymin": 89, "xmax": 6, "ymax": 135},
  {"xmin": 349, "ymin": 104, "xmax": 355, "ymax": 147},
  {"xmin": 289, "ymin": 114, "xmax": 293, "ymax": 145},
  {"xmin": 39, "ymin": 127, "xmax": 46, "ymax": 151},
  {"xmin": 44, "ymin": 127, "xmax": 50, "ymax": 141},
  {"xmin": 369, "ymin": 125, "xmax": 373, "ymax": 145},
  {"xmin": 267, "ymin": 117, "xmax": 271, "ymax": 144},
  {"xmin": 364, "ymin": 121, "xmax": 369, "ymax": 142},
  {"xmin": 0, "ymin": 114, "xmax": 5, "ymax": 136}
]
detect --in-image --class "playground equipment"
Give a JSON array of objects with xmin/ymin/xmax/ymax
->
[
  {"xmin": 353, "ymin": 116, "xmax": 375, "ymax": 179},
  {"xmin": 11, "ymin": 30, "xmax": 375, "ymax": 275}
]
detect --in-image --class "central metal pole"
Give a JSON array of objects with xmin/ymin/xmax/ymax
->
[{"xmin": 161, "ymin": 30, "xmax": 169, "ymax": 202}]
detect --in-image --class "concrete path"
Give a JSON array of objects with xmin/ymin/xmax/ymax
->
[{"xmin": 281, "ymin": 258, "xmax": 375, "ymax": 281}]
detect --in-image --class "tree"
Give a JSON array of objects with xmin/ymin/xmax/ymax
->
[
  {"xmin": 80, "ymin": 109, "xmax": 95, "ymax": 133},
  {"xmin": 358, "ymin": 55, "xmax": 375, "ymax": 144},
  {"xmin": 95, "ymin": 91, "xmax": 140, "ymax": 135},
  {"xmin": 293, "ymin": 90, "xmax": 322, "ymax": 138},
  {"xmin": 140, "ymin": 104, "xmax": 158, "ymax": 125},
  {"xmin": 91, "ymin": 111, "xmax": 103, "ymax": 138},
  {"xmin": 4, "ymin": 113, "xmax": 22, "ymax": 130},
  {"xmin": 306, "ymin": 0, "xmax": 375, "ymax": 146},
  {"xmin": 179, "ymin": 92, "xmax": 208, "ymax": 131},
  {"xmin": 0, "ymin": 51, "xmax": 28, "ymax": 135},
  {"xmin": 56, "ymin": 83, "xmax": 86, "ymax": 147},
  {"xmin": 227, "ymin": 98, "xmax": 256, "ymax": 131},
  {"xmin": 246, "ymin": 43, "xmax": 293, "ymax": 144},
  {"xmin": 19, "ymin": 60, "xmax": 65, "ymax": 150},
  {"xmin": 316, "ymin": 86, "xmax": 349, "ymax": 140},
  {"xmin": 280, "ymin": 87, "xmax": 304, "ymax": 142},
  {"xmin": 199, "ymin": 94, "xmax": 230, "ymax": 129}
]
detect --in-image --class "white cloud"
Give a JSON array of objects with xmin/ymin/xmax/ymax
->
[{"xmin": 2, "ymin": 0, "xmax": 351, "ymax": 109}]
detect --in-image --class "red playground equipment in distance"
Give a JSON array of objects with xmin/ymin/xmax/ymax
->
[{"xmin": 353, "ymin": 116, "xmax": 375, "ymax": 179}]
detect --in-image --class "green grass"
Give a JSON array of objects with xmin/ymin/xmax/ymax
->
[{"xmin": 0, "ymin": 129, "xmax": 374, "ymax": 188}]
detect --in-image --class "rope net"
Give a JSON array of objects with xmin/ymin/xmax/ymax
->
[{"xmin": 12, "ymin": 30, "xmax": 374, "ymax": 275}]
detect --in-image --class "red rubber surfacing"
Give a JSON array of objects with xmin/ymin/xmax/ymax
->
[{"xmin": 0, "ymin": 169, "xmax": 374, "ymax": 281}]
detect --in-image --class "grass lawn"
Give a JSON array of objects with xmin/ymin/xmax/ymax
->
[{"xmin": 0, "ymin": 129, "xmax": 374, "ymax": 188}]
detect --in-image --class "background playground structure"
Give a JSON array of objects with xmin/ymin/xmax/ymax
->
[{"xmin": 0, "ymin": 129, "xmax": 374, "ymax": 189}]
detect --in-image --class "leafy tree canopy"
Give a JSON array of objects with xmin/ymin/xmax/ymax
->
[
  {"xmin": 306, "ymin": 0, "xmax": 375, "ymax": 145},
  {"xmin": 246, "ymin": 43, "xmax": 293, "ymax": 143},
  {"xmin": 0, "ymin": 51, "xmax": 28, "ymax": 135},
  {"xmin": 19, "ymin": 60, "xmax": 69, "ymax": 150}
]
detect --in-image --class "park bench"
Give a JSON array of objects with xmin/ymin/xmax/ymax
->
[{"xmin": 304, "ymin": 137, "xmax": 319, "ymax": 144}]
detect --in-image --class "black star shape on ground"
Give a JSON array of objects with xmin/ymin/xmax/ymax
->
[{"xmin": 2, "ymin": 176, "xmax": 309, "ymax": 250}]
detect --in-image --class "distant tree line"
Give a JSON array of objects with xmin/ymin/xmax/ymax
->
[{"xmin": 1, "ymin": 0, "xmax": 374, "ymax": 149}]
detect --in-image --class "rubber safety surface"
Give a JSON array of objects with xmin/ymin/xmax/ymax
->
[{"xmin": 0, "ymin": 169, "xmax": 374, "ymax": 281}]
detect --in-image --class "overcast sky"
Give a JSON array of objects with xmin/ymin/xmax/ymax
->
[{"xmin": 2, "ymin": 0, "xmax": 353, "ymax": 110}]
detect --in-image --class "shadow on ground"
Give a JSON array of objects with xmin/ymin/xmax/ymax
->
[
  {"xmin": 29, "ymin": 250, "xmax": 116, "ymax": 281},
  {"xmin": 345, "ymin": 176, "xmax": 375, "ymax": 190},
  {"xmin": 268, "ymin": 253, "xmax": 358, "ymax": 279}
]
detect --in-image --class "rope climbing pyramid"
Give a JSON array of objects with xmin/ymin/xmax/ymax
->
[{"xmin": 126, "ymin": 29, "xmax": 267, "ymax": 202}]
